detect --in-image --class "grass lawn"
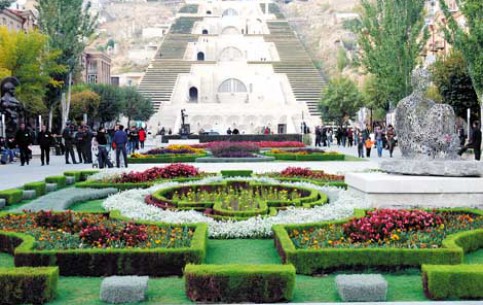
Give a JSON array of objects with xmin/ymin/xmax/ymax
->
[
  {"xmin": 205, "ymin": 239, "xmax": 280, "ymax": 264},
  {"xmin": 464, "ymin": 249, "xmax": 483, "ymax": 264},
  {"xmin": 69, "ymin": 199, "xmax": 105, "ymax": 212}
]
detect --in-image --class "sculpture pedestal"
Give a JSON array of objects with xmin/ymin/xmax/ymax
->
[
  {"xmin": 380, "ymin": 160, "xmax": 483, "ymax": 177},
  {"xmin": 346, "ymin": 172, "xmax": 483, "ymax": 208}
]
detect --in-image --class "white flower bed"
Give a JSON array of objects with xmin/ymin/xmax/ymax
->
[{"xmin": 103, "ymin": 176, "xmax": 370, "ymax": 238}]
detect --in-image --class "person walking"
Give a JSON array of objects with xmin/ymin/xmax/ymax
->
[
  {"xmin": 386, "ymin": 124, "xmax": 396, "ymax": 158},
  {"xmin": 374, "ymin": 124, "xmax": 384, "ymax": 157},
  {"xmin": 357, "ymin": 135, "xmax": 364, "ymax": 158},
  {"xmin": 38, "ymin": 125, "xmax": 53, "ymax": 166},
  {"xmin": 138, "ymin": 127, "xmax": 146, "ymax": 149},
  {"xmin": 75, "ymin": 125, "xmax": 86, "ymax": 163},
  {"xmin": 458, "ymin": 121, "xmax": 482, "ymax": 161},
  {"xmin": 113, "ymin": 125, "xmax": 128, "ymax": 168},
  {"xmin": 96, "ymin": 127, "xmax": 113, "ymax": 168},
  {"xmin": 128, "ymin": 126, "xmax": 139, "ymax": 154},
  {"xmin": 62, "ymin": 122, "xmax": 77, "ymax": 164},
  {"xmin": 15, "ymin": 123, "xmax": 32, "ymax": 166},
  {"xmin": 315, "ymin": 126, "xmax": 322, "ymax": 147},
  {"xmin": 83, "ymin": 126, "xmax": 93, "ymax": 163},
  {"xmin": 365, "ymin": 137, "xmax": 374, "ymax": 158}
]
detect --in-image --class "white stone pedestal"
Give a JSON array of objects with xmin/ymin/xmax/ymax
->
[{"xmin": 346, "ymin": 172, "xmax": 483, "ymax": 208}]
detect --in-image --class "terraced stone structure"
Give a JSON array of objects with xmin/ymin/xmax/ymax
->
[{"xmin": 141, "ymin": 0, "xmax": 325, "ymax": 134}]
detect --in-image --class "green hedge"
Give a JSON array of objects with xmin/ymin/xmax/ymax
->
[
  {"xmin": 127, "ymin": 154, "xmax": 205, "ymax": 164},
  {"xmin": 63, "ymin": 171, "xmax": 82, "ymax": 182},
  {"xmin": 0, "ymin": 211, "xmax": 208, "ymax": 276},
  {"xmin": 45, "ymin": 176, "xmax": 67, "ymax": 188},
  {"xmin": 220, "ymin": 170, "xmax": 253, "ymax": 177},
  {"xmin": 185, "ymin": 264, "xmax": 295, "ymax": 303},
  {"xmin": 0, "ymin": 267, "xmax": 59, "ymax": 304},
  {"xmin": 272, "ymin": 209, "xmax": 481, "ymax": 274},
  {"xmin": 76, "ymin": 177, "xmax": 204, "ymax": 190},
  {"xmin": 0, "ymin": 188, "xmax": 23, "ymax": 205},
  {"xmin": 23, "ymin": 181, "xmax": 46, "ymax": 197},
  {"xmin": 265, "ymin": 153, "xmax": 345, "ymax": 161},
  {"xmin": 79, "ymin": 170, "xmax": 99, "ymax": 181},
  {"xmin": 422, "ymin": 264, "xmax": 483, "ymax": 299}
]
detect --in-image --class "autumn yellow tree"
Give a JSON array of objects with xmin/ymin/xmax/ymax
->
[
  {"xmin": 0, "ymin": 27, "xmax": 65, "ymax": 114},
  {"xmin": 70, "ymin": 90, "xmax": 101, "ymax": 122}
]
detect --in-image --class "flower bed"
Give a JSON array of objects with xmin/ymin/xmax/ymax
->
[
  {"xmin": 269, "ymin": 167, "xmax": 345, "ymax": 181},
  {"xmin": 191, "ymin": 141, "xmax": 305, "ymax": 149},
  {"xmin": 147, "ymin": 180, "xmax": 327, "ymax": 220},
  {"xmin": 128, "ymin": 145, "xmax": 207, "ymax": 163},
  {"xmin": 103, "ymin": 176, "xmax": 369, "ymax": 238},
  {"xmin": 77, "ymin": 164, "xmax": 206, "ymax": 189},
  {"xmin": 0, "ymin": 210, "xmax": 207, "ymax": 276},
  {"xmin": 264, "ymin": 149, "xmax": 345, "ymax": 161},
  {"xmin": 273, "ymin": 208, "xmax": 483, "ymax": 274}
]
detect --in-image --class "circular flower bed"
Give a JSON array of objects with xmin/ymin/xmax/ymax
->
[
  {"xmin": 265, "ymin": 149, "xmax": 344, "ymax": 161},
  {"xmin": 146, "ymin": 180, "xmax": 327, "ymax": 220},
  {"xmin": 103, "ymin": 176, "xmax": 370, "ymax": 238}
]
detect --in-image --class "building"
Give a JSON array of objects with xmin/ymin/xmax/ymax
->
[
  {"xmin": 0, "ymin": 7, "xmax": 37, "ymax": 32},
  {"xmin": 139, "ymin": 0, "xmax": 325, "ymax": 134},
  {"xmin": 81, "ymin": 50, "xmax": 112, "ymax": 85}
]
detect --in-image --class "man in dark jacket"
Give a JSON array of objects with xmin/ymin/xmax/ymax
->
[
  {"xmin": 15, "ymin": 123, "xmax": 32, "ymax": 166},
  {"xmin": 458, "ymin": 121, "xmax": 482, "ymax": 161},
  {"xmin": 112, "ymin": 125, "xmax": 128, "ymax": 168},
  {"xmin": 96, "ymin": 127, "xmax": 113, "ymax": 168},
  {"xmin": 62, "ymin": 122, "xmax": 77, "ymax": 164},
  {"xmin": 38, "ymin": 125, "xmax": 53, "ymax": 165}
]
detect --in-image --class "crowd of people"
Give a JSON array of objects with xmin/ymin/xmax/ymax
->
[{"xmin": 0, "ymin": 123, "xmax": 148, "ymax": 168}]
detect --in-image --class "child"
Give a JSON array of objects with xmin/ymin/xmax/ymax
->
[
  {"xmin": 357, "ymin": 135, "xmax": 364, "ymax": 158},
  {"xmin": 365, "ymin": 137, "xmax": 374, "ymax": 158}
]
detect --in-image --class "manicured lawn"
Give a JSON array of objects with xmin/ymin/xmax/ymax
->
[
  {"xmin": 69, "ymin": 199, "xmax": 105, "ymax": 212},
  {"xmin": 205, "ymin": 239, "xmax": 281, "ymax": 264},
  {"xmin": 0, "ymin": 252, "xmax": 14, "ymax": 267}
]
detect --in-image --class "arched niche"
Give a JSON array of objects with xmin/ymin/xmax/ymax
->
[
  {"xmin": 189, "ymin": 87, "xmax": 198, "ymax": 102},
  {"xmin": 221, "ymin": 26, "xmax": 240, "ymax": 35},
  {"xmin": 218, "ymin": 78, "xmax": 248, "ymax": 93},
  {"xmin": 219, "ymin": 46, "xmax": 244, "ymax": 61},
  {"xmin": 197, "ymin": 52, "xmax": 205, "ymax": 61}
]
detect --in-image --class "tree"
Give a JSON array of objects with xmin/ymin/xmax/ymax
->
[
  {"xmin": 121, "ymin": 87, "xmax": 154, "ymax": 126},
  {"xmin": 431, "ymin": 51, "xmax": 479, "ymax": 120},
  {"xmin": 88, "ymin": 84, "xmax": 123, "ymax": 123},
  {"xmin": 356, "ymin": 0, "xmax": 428, "ymax": 103},
  {"xmin": 37, "ymin": 0, "xmax": 97, "ymax": 128},
  {"xmin": 319, "ymin": 77, "xmax": 363, "ymax": 126},
  {"xmin": 0, "ymin": 27, "xmax": 64, "ymax": 115},
  {"xmin": 0, "ymin": 0, "xmax": 13, "ymax": 10},
  {"xmin": 70, "ymin": 90, "xmax": 100, "ymax": 122},
  {"xmin": 439, "ymin": 0, "xmax": 483, "ymax": 122}
]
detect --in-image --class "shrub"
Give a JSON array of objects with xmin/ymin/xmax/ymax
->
[
  {"xmin": 185, "ymin": 264, "xmax": 295, "ymax": 303},
  {"xmin": 220, "ymin": 170, "xmax": 253, "ymax": 177},
  {"xmin": 79, "ymin": 170, "xmax": 99, "ymax": 181},
  {"xmin": 0, "ymin": 188, "xmax": 23, "ymax": 205},
  {"xmin": 24, "ymin": 181, "xmax": 47, "ymax": 197},
  {"xmin": 0, "ymin": 267, "xmax": 59, "ymax": 304},
  {"xmin": 63, "ymin": 171, "xmax": 81, "ymax": 182},
  {"xmin": 422, "ymin": 264, "xmax": 483, "ymax": 299},
  {"xmin": 45, "ymin": 176, "xmax": 67, "ymax": 188}
]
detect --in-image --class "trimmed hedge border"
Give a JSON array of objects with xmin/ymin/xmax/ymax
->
[
  {"xmin": 422, "ymin": 263, "xmax": 483, "ymax": 300},
  {"xmin": 0, "ymin": 188, "xmax": 23, "ymax": 205},
  {"xmin": 272, "ymin": 209, "xmax": 483, "ymax": 274},
  {"xmin": 63, "ymin": 171, "xmax": 81, "ymax": 182},
  {"xmin": 0, "ymin": 266, "xmax": 59, "ymax": 304},
  {"xmin": 127, "ymin": 154, "xmax": 206, "ymax": 164},
  {"xmin": 195, "ymin": 155, "xmax": 276, "ymax": 163},
  {"xmin": 79, "ymin": 170, "xmax": 99, "ymax": 181},
  {"xmin": 76, "ymin": 177, "xmax": 205, "ymax": 190},
  {"xmin": 44, "ymin": 176, "xmax": 67, "ymax": 188},
  {"xmin": 184, "ymin": 264, "xmax": 296, "ymax": 303},
  {"xmin": 220, "ymin": 170, "xmax": 253, "ymax": 177},
  {"xmin": 264, "ymin": 153, "xmax": 345, "ymax": 161},
  {"xmin": 23, "ymin": 181, "xmax": 47, "ymax": 197},
  {"xmin": 0, "ymin": 210, "xmax": 208, "ymax": 276}
]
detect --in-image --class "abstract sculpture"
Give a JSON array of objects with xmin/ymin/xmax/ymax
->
[{"xmin": 0, "ymin": 77, "xmax": 24, "ymax": 139}]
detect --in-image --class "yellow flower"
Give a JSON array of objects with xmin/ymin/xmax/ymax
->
[
  {"xmin": 328, "ymin": 240, "xmax": 333, "ymax": 245},
  {"xmin": 390, "ymin": 234, "xmax": 400, "ymax": 241},
  {"xmin": 439, "ymin": 224, "xmax": 445, "ymax": 229}
]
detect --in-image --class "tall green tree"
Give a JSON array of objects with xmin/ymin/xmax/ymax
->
[
  {"xmin": 37, "ymin": 0, "xmax": 97, "ymax": 127},
  {"xmin": 319, "ymin": 77, "xmax": 363, "ymax": 126},
  {"xmin": 0, "ymin": 0, "xmax": 13, "ymax": 10},
  {"xmin": 439, "ymin": 0, "xmax": 483, "ymax": 122},
  {"xmin": 88, "ymin": 84, "xmax": 123, "ymax": 123},
  {"xmin": 431, "ymin": 51, "xmax": 479, "ymax": 120},
  {"xmin": 356, "ymin": 0, "xmax": 428, "ymax": 104},
  {"xmin": 0, "ymin": 27, "xmax": 64, "ymax": 115},
  {"xmin": 121, "ymin": 86, "xmax": 154, "ymax": 126}
]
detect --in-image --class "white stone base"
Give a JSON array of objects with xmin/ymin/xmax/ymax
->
[
  {"xmin": 346, "ymin": 172, "xmax": 483, "ymax": 208},
  {"xmin": 167, "ymin": 139, "xmax": 200, "ymax": 145}
]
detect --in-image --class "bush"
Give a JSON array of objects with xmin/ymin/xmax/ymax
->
[
  {"xmin": 208, "ymin": 142, "xmax": 259, "ymax": 157},
  {"xmin": 79, "ymin": 170, "xmax": 99, "ymax": 181},
  {"xmin": 0, "ymin": 267, "xmax": 59, "ymax": 304},
  {"xmin": 45, "ymin": 176, "xmax": 67, "ymax": 188},
  {"xmin": 0, "ymin": 188, "xmax": 23, "ymax": 205},
  {"xmin": 185, "ymin": 264, "xmax": 295, "ymax": 303},
  {"xmin": 114, "ymin": 164, "xmax": 200, "ymax": 183},
  {"xmin": 24, "ymin": 181, "xmax": 47, "ymax": 197},
  {"xmin": 1, "ymin": 212, "xmax": 208, "ymax": 276},
  {"xmin": 220, "ymin": 170, "xmax": 253, "ymax": 177},
  {"xmin": 64, "ymin": 171, "xmax": 81, "ymax": 182},
  {"xmin": 422, "ymin": 264, "xmax": 483, "ymax": 299}
]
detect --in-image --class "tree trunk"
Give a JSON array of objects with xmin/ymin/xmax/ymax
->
[
  {"xmin": 48, "ymin": 107, "xmax": 54, "ymax": 132},
  {"xmin": 61, "ymin": 72, "xmax": 72, "ymax": 131}
]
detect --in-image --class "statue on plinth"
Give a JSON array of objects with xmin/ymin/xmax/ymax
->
[
  {"xmin": 381, "ymin": 68, "xmax": 482, "ymax": 176},
  {"xmin": 0, "ymin": 77, "xmax": 24, "ymax": 139}
]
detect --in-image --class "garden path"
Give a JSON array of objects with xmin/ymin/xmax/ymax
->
[{"xmin": 12, "ymin": 187, "xmax": 117, "ymax": 212}]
